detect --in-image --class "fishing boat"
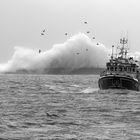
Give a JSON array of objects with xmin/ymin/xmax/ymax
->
[{"xmin": 98, "ymin": 37, "xmax": 140, "ymax": 91}]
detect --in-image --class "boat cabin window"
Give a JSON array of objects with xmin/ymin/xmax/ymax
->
[
  {"xmin": 107, "ymin": 67, "xmax": 109, "ymax": 71},
  {"xmin": 127, "ymin": 67, "xmax": 131, "ymax": 72},
  {"xmin": 110, "ymin": 67, "xmax": 113, "ymax": 71},
  {"xmin": 124, "ymin": 67, "xmax": 127, "ymax": 71},
  {"xmin": 119, "ymin": 67, "xmax": 122, "ymax": 72}
]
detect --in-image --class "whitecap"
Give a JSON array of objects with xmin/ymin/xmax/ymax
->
[
  {"xmin": 70, "ymin": 84, "xmax": 81, "ymax": 88},
  {"xmin": 81, "ymin": 87, "xmax": 99, "ymax": 93}
]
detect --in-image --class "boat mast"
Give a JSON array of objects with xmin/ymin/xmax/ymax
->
[{"xmin": 119, "ymin": 37, "xmax": 128, "ymax": 58}]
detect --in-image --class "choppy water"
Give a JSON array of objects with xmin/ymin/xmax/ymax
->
[{"xmin": 0, "ymin": 74, "xmax": 140, "ymax": 140}]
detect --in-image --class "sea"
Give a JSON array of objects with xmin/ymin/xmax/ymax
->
[{"xmin": 0, "ymin": 74, "xmax": 140, "ymax": 140}]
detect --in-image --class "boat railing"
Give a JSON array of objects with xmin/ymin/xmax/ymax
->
[{"xmin": 100, "ymin": 69, "xmax": 138, "ymax": 79}]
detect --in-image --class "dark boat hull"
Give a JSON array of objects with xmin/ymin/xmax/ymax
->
[{"xmin": 98, "ymin": 75, "xmax": 139, "ymax": 91}]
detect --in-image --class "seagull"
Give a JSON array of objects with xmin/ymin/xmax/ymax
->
[{"xmin": 39, "ymin": 49, "xmax": 41, "ymax": 53}]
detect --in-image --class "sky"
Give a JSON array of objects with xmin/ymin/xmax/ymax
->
[{"xmin": 0, "ymin": 0, "xmax": 140, "ymax": 63}]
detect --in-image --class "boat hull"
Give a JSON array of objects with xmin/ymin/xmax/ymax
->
[{"xmin": 98, "ymin": 75, "xmax": 139, "ymax": 91}]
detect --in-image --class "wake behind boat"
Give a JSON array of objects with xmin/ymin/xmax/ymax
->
[{"xmin": 98, "ymin": 37, "xmax": 140, "ymax": 91}]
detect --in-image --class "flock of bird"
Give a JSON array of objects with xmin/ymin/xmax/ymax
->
[
  {"xmin": 39, "ymin": 21, "xmax": 99, "ymax": 54},
  {"xmin": 40, "ymin": 21, "xmax": 96, "ymax": 39}
]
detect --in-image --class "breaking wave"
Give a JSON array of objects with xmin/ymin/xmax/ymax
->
[{"xmin": 0, "ymin": 33, "xmax": 110, "ymax": 74}]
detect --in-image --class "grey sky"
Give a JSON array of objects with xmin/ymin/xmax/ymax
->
[{"xmin": 0, "ymin": 0, "xmax": 140, "ymax": 62}]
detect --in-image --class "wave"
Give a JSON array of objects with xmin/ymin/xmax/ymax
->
[{"xmin": 0, "ymin": 33, "xmax": 109, "ymax": 74}]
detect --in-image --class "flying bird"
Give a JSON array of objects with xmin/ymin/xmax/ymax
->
[
  {"xmin": 84, "ymin": 21, "xmax": 87, "ymax": 24},
  {"xmin": 39, "ymin": 49, "xmax": 41, "ymax": 53},
  {"xmin": 97, "ymin": 43, "xmax": 99, "ymax": 45},
  {"xmin": 43, "ymin": 29, "xmax": 45, "ymax": 32},
  {"xmin": 87, "ymin": 31, "xmax": 90, "ymax": 34},
  {"xmin": 65, "ymin": 33, "xmax": 68, "ymax": 36},
  {"xmin": 41, "ymin": 33, "xmax": 44, "ymax": 35},
  {"xmin": 93, "ymin": 37, "xmax": 95, "ymax": 39}
]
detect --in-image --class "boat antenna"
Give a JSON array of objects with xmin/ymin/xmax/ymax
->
[
  {"xmin": 111, "ymin": 45, "xmax": 114, "ymax": 60},
  {"xmin": 120, "ymin": 37, "xmax": 128, "ymax": 58}
]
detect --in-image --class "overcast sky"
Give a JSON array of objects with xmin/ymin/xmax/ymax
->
[{"xmin": 0, "ymin": 0, "xmax": 140, "ymax": 62}]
